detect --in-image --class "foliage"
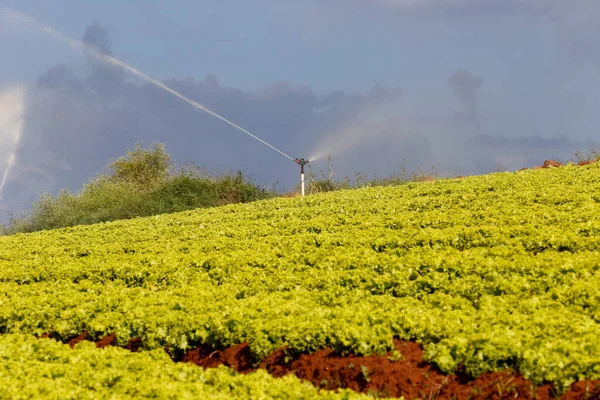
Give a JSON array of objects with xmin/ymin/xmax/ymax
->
[
  {"xmin": 108, "ymin": 141, "xmax": 173, "ymax": 187},
  {"xmin": 1, "ymin": 143, "xmax": 275, "ymax": 234},
  {"xmin": 0, "ymin": 163, "xmax": 599, "ymax": 392},
  {"xmin": 0, "ymin": 334, "xmax": 365, "ymax": 399}
]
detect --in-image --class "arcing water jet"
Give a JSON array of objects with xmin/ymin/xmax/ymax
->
[{"xmin": 1, "ymin": 8, "xmax": 305, "ymax": 192}]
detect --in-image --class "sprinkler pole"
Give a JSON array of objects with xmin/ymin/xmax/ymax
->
[{"xmin": 294, "ymin": 158, "xmax": 309, "ymax": 196}]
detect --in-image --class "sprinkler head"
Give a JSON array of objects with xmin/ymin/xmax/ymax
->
[
  {"xmin": 294, "ymin": 158, "xmax": 309, "ymax": 166},
  {"xmin": 294, "ymin": 158, "xmax": 309, "ymax": 176}
]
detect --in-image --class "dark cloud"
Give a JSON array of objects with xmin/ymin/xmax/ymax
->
[
  {"xmin": 447, "ymin": 69, "xmax": 482, "ymax": 126},
  {"xmin": 81, "ymin": 21, "xmax": 125, "ymax": 95},
  {"xmin": 319, "ymin": 1, "xmax": 600, "ymax": 78},
  {"xmin": 82, "ymin": 20, "xmax": 112, "ymax": 56},
  {"xmin": 470, "ymin": 134, "xmax": 575, "ymax": 150}
]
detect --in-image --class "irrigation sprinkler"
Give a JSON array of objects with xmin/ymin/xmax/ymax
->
[
  {"xmin": 4, "ymin": 8, "xmax": 311, "ymax": 195},
  {"xmin": 294, "ymin": 158, "xmax": 309, "ymax": 196}
]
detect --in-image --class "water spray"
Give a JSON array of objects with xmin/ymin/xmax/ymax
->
[
  {"xmin": 0, "ymin": 85, "xmax": 26, "ymax": 201},
  {"xmin": 293, "ymin": 158, "xmax": 309, "ymax": 196},
  {"xmin": 0, "ymin": 8, "xmax": 306, "ymax": 193}
]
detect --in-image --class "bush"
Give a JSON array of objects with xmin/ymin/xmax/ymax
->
[
  {"xmin": 2, "ymin": 143, "xmax": 275, "ymax": 234},
  {"xmin": 108, "ymin": 141, "xmax": 172, "ymax": 187}
]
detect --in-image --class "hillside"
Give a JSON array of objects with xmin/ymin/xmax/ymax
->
[{"xmin": 1, "ymin": 163, "xmax": 599, "ymax": 399}]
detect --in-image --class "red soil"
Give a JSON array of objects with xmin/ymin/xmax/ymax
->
[
  {"xmin": 95, "ymin": 333, "xmax": 117, "ymax": 348},
  {"xmin": 181, "ymin": 342, "xmax": 255, "ymax": 373},
  {"xmin": 578, "ymin": 160, "xmax": 597, "ymax": 166},
  {"xmin": 93, "ymin": 333, "xmax": 143, "ymax": 352},
  {"xmin": 530, "ymin": 159, "xmax": 596, "ymax": 170},
  {"xmin": 168, "ymin": 338, "xmax": 600, "ymax": 399},
  {"xmin": 67, "ymin": 331, "xmax": 89, "ymax": 347},
  {"xmin": 542, "ymin": 159, "xmax": 563, "ymax": 168},
  {"xmin": 40, "ymin": 328, "xmax": 600, "ymax": 399}
]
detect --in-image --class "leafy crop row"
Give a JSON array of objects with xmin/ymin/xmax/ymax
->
[
  {"xmin": 0, "ymin": 334, "xmax": 364, "ymax": 399},
  {"xmin": 0, "ymin": 164, "xmax": 599, "ymax": 389}
]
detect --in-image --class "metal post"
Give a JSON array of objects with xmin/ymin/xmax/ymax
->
[
  {"xmin": 301, "ymin": 164, "xmax": 305, "ymax": 197},
  {"xmin": 294, "ymin": 158, "xmax": 309, "ymax": 197}
]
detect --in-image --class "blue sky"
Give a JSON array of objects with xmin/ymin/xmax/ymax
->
[{"xmin": 1, "ymin": 0, "xmax": 599, "ymax": 216}]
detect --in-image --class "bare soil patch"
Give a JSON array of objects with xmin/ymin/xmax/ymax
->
[{"xmin": 38, "ymin": 332, "xmax": 600, "ymax": 399}]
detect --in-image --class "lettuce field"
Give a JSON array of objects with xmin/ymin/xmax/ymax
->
[{"xmin": 1, "ymin": 163, "xmax": 600, "ymax": 399}]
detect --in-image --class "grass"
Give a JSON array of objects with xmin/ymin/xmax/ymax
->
[
  {"xmin": 297, "ymin": 155, "xmax": 437, "ymax": 196},
  {"xmin": 574, "ymin": 146, "xmax": 600, "ymax": 164}
]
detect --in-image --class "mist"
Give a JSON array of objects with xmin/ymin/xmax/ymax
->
[
  {"xmin": 0, "ymin": 85, "xmax": 26, "ymax": 205},
  {"xmin": 1, "ymin": 1, "xmax": 599, "ymax": 220}
]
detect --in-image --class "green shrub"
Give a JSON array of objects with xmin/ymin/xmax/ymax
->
[
  {"xmin": 213, "ymin": 170, "xmax": 275, "ymax": 204},
  {"xmin": 108, "ymin": 141, "xmax": 172, "ymax": 187},
  {"xmin": 2, "ymin": 143, "xmax": 274, "ymax": 234}
]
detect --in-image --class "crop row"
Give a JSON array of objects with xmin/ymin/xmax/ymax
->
[
  {"xmin": 0, "ymin": 164, "xmax": 599, "ymax": 389},
  {"xmin": 0, "ymin": 334, "xmax": 365, "ymax": 399}
]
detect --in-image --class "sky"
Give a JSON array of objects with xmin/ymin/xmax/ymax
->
[{"xmin": 1, "ymin": 0, "xmax": 600, "ymax": 219}]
